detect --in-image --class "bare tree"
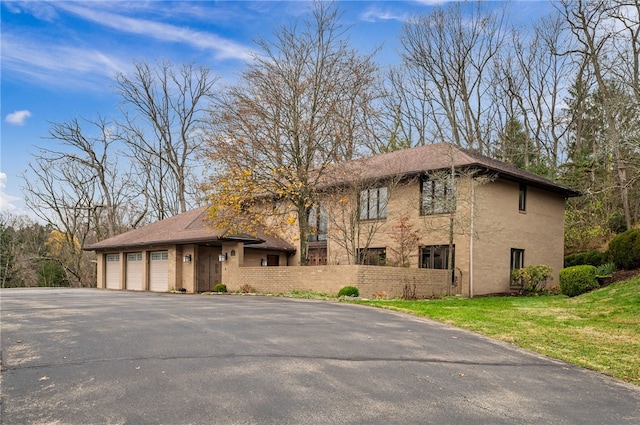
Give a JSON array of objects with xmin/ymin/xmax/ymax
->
[
  {"xmin": 560, "ymin": 0, "xmax": 633, "ymax": 229},
  {"xmin": 117, "ymin": 61, "xmax": 218, "ymax": 220},
  {"xmin": 494, "ymin": 14, "xmax": 575, "ymax": 174},
  {"xmin": 204, "ymin": 1, "xmax": 381, "ymax": 264},
  {"xmin": 608, "ymin": 0, "xmax": 640, "ymax": 102},
  {"xmin": 22, "ymin": 116, "xmax": 140, "ymax": 285},
  {"xmin": 387, "ymin": 214, "xmax": 421, "ymax": 267},
  {"xmin": 396, "ymin": 1, "xmax": 507, "ymax": 153},
  {"xmin": 321, "ymin": 172, "xmax": 404, "ymax": 265}
]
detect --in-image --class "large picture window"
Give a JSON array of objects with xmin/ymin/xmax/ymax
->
[
  {"xmin": 359, "ymin": 187, "xmax": 387, "ymax": 220},
  {"xmin": 420, "ymin": 176, "xmax": 455, "ymax": 215},
  {"xmin": 420, "ymin": 245, "xmax": 454, "ymax": 270}
]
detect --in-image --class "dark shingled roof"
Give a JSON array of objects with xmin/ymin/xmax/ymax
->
[
  {"xmin": 86, "ymin": 143, "xmax": 578, "ymax": 252},
  {"xmin": 85, "ymin": 206, "xmax": 296, "ymax": 252},
  {"xmin": 323, "ymin": 142, "xmax": 580, "ymax": 197}
]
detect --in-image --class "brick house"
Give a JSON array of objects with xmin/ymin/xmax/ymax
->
[{"xmin": 86, "ymin": 143, "xmax": 579, "ymax": 297}]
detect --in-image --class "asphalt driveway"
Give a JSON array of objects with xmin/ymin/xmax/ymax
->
[{"xmin": 1, "ymin": 288, "xmax": 639, "ymax": 425}]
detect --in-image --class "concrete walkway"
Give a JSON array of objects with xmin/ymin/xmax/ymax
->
[{"xmin": 1, "ymin": 288, "xmax": 639, "ymax": 424}]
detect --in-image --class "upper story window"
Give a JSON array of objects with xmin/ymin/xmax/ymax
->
[
  {"xmin": 359, "ymin": 187, "xmax": 387, "ymax": 220},
  {"xmin": 420, "ymin": 176, "xmax": 456, "ymax": 215},
  {"xmin": 308, "ymin": 204, "xmax": 328, "ymax": 242},
  {"xmin": 519, "ymin": 183, "xmax": 527, "ymax": 211}
]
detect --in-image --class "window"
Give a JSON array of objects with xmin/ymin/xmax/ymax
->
[
  {"xmin": 151, "ymin": 251, "xmax": 168, "ymax": 261},
  {"xmin": 511, "ymin": 248, "xmax": 524, "ymax": 271},
  {"xmin": 420, "ymin": 176, "xmax": 455, "ymax": 215},
  {"xmin": 357, "ymin": 247, "xmax": 386, "ymax": 265},
  {"xmin": 420, "ymin": 245, "xmax": 454, "ymax": 270},
  {"xmin": 308, "ymin": 204, "xmax": 328, "ymax": 242},
  {"xmin": 359, "ymin": 187, "xmax": 387, "ymax": 220},
  {"xmin": 127, "ymin": 252, "xmax": 142, "ymax": 261},
  {"xmin": 106, "ymin": 254, "xmax": 120, "ymax": 262},
  {"xmin": 519, "ymin": 183, "xmax": 527, "ymax": 211}
]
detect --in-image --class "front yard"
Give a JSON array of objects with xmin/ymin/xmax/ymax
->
[{"xmin": 352, "ymin": 275, "xmax": 640, "ymax": 386}]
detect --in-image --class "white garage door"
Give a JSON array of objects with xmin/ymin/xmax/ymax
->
[
  {"xmin": 105, "ymin": 254, "xmax": 120, "ymax": 289},
  {"xmin": 126, "ymin": 252, "xmax": 144, "ymax": 291},
  {"xmin": 149, "ymin": 251, "xmax": 169, "ymax": 292}
]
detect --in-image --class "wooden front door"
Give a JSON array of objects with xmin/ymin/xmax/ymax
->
[
  {"xmin": 308, "ymin": 243, "xmax": 327, "ymax": 266},
  {"xmin": 266, "ymin": 255, "xmax": 280, "ymax": 266},
  {"xmin": 197, "ymin": 247, "xmax": 222, "ymax": 292}
]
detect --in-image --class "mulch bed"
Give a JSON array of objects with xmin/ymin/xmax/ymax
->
[{"xmin": 610, "ymin": 268, "xmax": 640, "ymax": 284}]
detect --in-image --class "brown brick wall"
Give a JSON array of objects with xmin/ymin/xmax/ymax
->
[{"xmin": 225, "ymin": 265, "xmax": 449, "ymax": 298}]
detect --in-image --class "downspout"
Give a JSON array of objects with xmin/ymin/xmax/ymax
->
[{"xmin": 469, "ymin": 180, "xmax": 475, "ymax": 298}]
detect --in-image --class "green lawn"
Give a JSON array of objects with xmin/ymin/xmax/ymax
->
[{"xmin": 352, "ymin": 276, "xmax": 640, "ymax": 386}]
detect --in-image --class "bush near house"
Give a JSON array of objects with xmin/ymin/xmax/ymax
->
[
  {"xmin": 564, "ymin": 250, "xmax": 607, "ymax": 268},
  {"xmin": 559, "ymin": 265, "xmax": 599, "ymax": 297},
  {"xmin": 213, "ymin": 283, "xmax": 227, "ymax": 293},
  {"xmin": 337, "ymin": 286, "xmax": 359, "ymax": 297},
  {"xmin": 511, "ymin": 264, "xmax": 553, "ymax": 294},
  {"xmin": 608, "ymin": 228, "xmax": 640, "ymax": 270}
]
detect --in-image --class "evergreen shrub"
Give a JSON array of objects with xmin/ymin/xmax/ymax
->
[
  {"xmin": 213, "ymin": 283, "xmax": 227, "ymax": 293},
  {"xmin": 564, "ymin": 250, "xmax": 606, "ymax": 268},
  {"xmin": 559, "ymin": 265, "xmax": 598, "ymax": 297},
  {"xmin": 337, "ymin": 286, "xmax": 359, "ymax": 297},
  {"xmin": 608, "ymin": 228, "xmax": 640, "ymax": 270}
]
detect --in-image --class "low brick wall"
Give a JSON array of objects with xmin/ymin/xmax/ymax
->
[
  {"xmin": 356, "ymin": 266, "xmax": 450, "ymax": 298},
  {"xmin": 226, "ymin": 265, "xmax": 449, "ymax": 298}
]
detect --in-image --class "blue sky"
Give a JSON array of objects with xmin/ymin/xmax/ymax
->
[{"xmin": 1, "ymin": 0, "xmax": 552, "ymax": 218}]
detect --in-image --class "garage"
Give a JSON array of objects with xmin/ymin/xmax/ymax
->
[
  {"xmin": 105, "ymin": 254, "xmax": 120, "ymax": 289},
  {"xmin": 126, "ymin": 252, "xmax": 144, "ymax": 290},
  {"xmin": 149, "ymin": 251, "xmax": 169, "ymax": 292},
  {"xmin": 86, "ymin": 207, "xmax": 296, "ymax": 292}
]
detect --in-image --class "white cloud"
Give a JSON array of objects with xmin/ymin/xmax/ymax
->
[
  {"xmin": 361, "ymin": 8, "xmax": 409, "ymax": 23},
  {"xmin": 0, "ymin": 172, "xmax": 20, "ymax": 212},
  {"xmin": 55, "ymin": 3, "xmax": 253, "ymax": 61},
  {"xmin": 1, "ymin": 34, "xmax": 129, "ymax": 90},
  {"xmin": 5, "ymin": 110, "xmax": 32, "ymax": 126},
  {"xmin": 3, "ymin": 0, "xmax": 59, "ymax": 22}
]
